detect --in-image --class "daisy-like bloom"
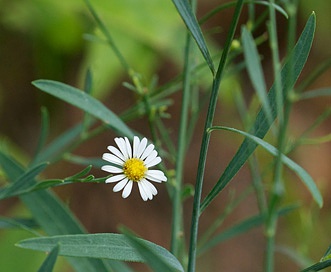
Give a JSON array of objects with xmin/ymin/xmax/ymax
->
[{"xmin": 101, "ymin": 136, "xmax": 167, "ymax": 201}]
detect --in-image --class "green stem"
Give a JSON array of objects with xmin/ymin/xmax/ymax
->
[
  {"xmin": 84, "ymin": 0, "xmax": 130, "ymax": 72},
  {"xmin": 187, "ymin": 1, "xmax": 244, "ymax": 271},
  {"xmin": 171, "ymin": 0, "xmax": 197, "ymax": 260},
  {"xmin": 267, "ymin": 0, "xmax": 283, "ymax": 126}
]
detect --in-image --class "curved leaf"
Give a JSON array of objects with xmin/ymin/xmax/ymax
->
[
  {"xmin": 17, "ymin": 233, "xmax": 184, "ymax": 272},
  {"xmin": 122, "ymin": 228, "xmax": 184, "ymax": 272},
  {"xmin": 209, "ymin": 126, "xmax": 323, "ymax": 207},
  {"xmin": 32, "ymin": 80, "xmax": 134, "ymax": 138}
]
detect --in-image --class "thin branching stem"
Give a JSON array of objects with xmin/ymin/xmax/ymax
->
[{"xmin": 187, "ymin": 1, "xmax": 244, "ymax": 271}]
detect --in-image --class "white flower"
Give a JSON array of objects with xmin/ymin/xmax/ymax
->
[{"xmin": 101, "ymin": 136, "xmax": 167, "ymax": 201}]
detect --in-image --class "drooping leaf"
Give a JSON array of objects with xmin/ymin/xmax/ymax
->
[
  {"xmin": 32, "ymin": 80, "xmax": 134, "ymax": 138},
  {"xmin": 17, "ymin": 233, "xmax": 184, "ymax": 272},
  {"xmin": 209, "ymin": 126, "xmax": 323, "ymax": 207}
]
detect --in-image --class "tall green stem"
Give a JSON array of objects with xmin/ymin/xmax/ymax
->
[
  {"xmin": 187, "ymin": 1, "xmax": 244, "ymax": 271},
  {"xmin": 171, "ymin": 0, "xmax": 197, "ymax": 259}
]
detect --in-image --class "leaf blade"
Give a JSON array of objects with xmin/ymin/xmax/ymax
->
[
  {"xmin": 37, "ymin": 244, "xmax": 60, "ymax": 272},
  {"xmin": 32, "ymin": 80, "xmax": 134, "ymax": 138},
  {"xmin": 171, "ymin": 0, "xmax": 214, "ymax": 74},
  {"xmin": 122, "ymin": 228, "xmax": 184, "ymax": 272},
  {"xmin": 17, "ymin": 233, "xmax": 184, "ymax": 272},
  {"xmin": 210, "ymin": 126, "xmax": 323, "ymax": 207}
]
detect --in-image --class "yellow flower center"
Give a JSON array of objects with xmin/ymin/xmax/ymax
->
[{"xmin": 123, "ymin": 158, "xmax": 147, "ymax": 182}]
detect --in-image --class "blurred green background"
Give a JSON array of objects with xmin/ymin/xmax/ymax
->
[{"xmin": 0, "ymin": 0, "xmax": 331, "ymax": 271}]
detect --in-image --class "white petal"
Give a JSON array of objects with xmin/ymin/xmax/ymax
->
[
  {"xmin": 143, "ymin": 150, "xmax": 158, "ymax": 166},
  {"xmin": 102, "ymin": 153, "xmax": 124, "ymax": 165},
  {"xmin": 138, "ymin": 182, "xmax": 148, "ymax": 201},
  {"xmin": 136, "ymin": 137, "xmax": 148, "ymax": 158},
  {"xmin": 124, "ymin": 137, "xmax": 132, "ymax": 158},
  {"xmin": 105, "ymin": 174, "xmax": 126, "ymax": 183},
  {"xmin": 113, "ymin": 178, "xmax": 129, "ymax": 192},
  {"xmin": 140, "ymin": 143, "xmax": 155, "ymax": 160},
  {"xmin": 115, "ymin": 137, "xmax": 130, "ymax": 160},
  {"xmin": 142, "ymin": 179, "xmax": 158, "ymax": 196},
  {"xmin": 146, "ymin": 170, "xmax": 167, "ymax": 182},
  {"xmin": 133, "ymin": 136, "xmax": 140, "ymax": 157},
  {"xmin": 140, "ymin": 179, "xmax": 154, "ymax": 200},
  {"xmin": 107, "ymin": 145, "xmax": 125, "ymax": 161},
  {"xmin": 145, "ymin": 156, "xmax": 162, "ymax": 168},
  {"xmin": 101, "ymin": 165, "xmax": 123, "ymax": 173},
  {"xmin": 122, "ymin": 180, "xmax": 133, "ymax": 198}
]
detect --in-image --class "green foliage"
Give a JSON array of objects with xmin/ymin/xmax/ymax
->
[
  {"xmin": 200, "ymin": 12, "xmax": 316, "ymax": 213},
  {"xmin": 37, "ymin": 244, "xmax": 60, "ymax": 272},
  {"xmin": 17, "ymin": 233, "xmax": 184, "ymax": 272},
  {"xmin": 32, "ymin": 80, "xmax": 134, "ymax": 138}
]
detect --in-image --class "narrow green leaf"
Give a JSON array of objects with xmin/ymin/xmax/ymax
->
[
  {"xmin": 171, "ymin": 0, "xmax": 215, "ymax": 74},
  {"xmin": 32, "ymin": 80, "xmax": 134, "ymax": 138},
  {"xmin": 122, "ymin": 228, "xmax": 184, "ymax": 272},
  {"xmin": 322, "ymin": 244, "xmax": 331, "ymax": 261},
  {"xmin": 0, "ymin": 162, "xmax": 48, "ymax": 200},
  {"xmin": 242, "ymin": 26, "xmax": 273, "ymax": 125},
  {"xmin": 301, "ymin": 259, "xmax": 331, "ymax": 272},
  {"xmin": 37, "ymin": 244, "xmax": 60, "ymax": 272},
  {"xmin": 200, "ymin": 13, "xmax": 316, "ymax": 212},
  {"xmin": 210, "ymin": 126, "xmax": 323, "ymax": 207},
  {"xmin": 17, "ymin": 233, "xmax": 184, "ymax": 272}
]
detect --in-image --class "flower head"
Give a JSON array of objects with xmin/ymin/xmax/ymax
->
[{"xmin": 101, "ymin": 136, "xmax": 167, "ymax": 201}]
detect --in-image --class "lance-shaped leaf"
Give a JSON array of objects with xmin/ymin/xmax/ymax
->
[
  {"xmin": 122, "ymin": 228, "xmax": 184, "ymax": 272},
  {"xmin": 209, "ymin": 126, "xmax": 323, "ymax": 207},
  {"xmin": 171, "ymin": 0, "xmax": 214, "ymax": 74},
  {"xmin": 32, "ymin": 80, "xmax": 134, "ymax": 138},
  {"xmin": 17, "ymin": 233, "xmax": 184, "ymax": 272},
  {"xmin": 0, "ymin": 162, "xmax": 48, "ymax": 200}
]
